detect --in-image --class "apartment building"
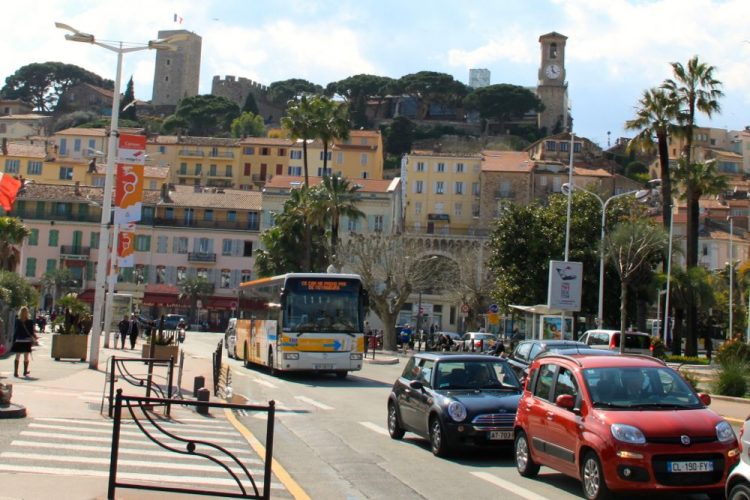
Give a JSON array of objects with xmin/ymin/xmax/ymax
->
[
  {"xmin": 238, "ymin": 137, "xmax": 293, "ymax": 188},
  {"xmin": 147, "ymin": 135, "xmax": 241, "ymax": 188},
  {"xmin": 288, "ymin": 130, "xmax": 384, "ymax": 180},
  {"xmin": 12, "ymin": 183, "xmax": 262, "ymax": 331}
]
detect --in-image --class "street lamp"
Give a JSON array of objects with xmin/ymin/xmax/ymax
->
[
  {"xmin": 562, "ymin": 183, "xmax": 651, "ymax": 329},
  {"xmin": 728, "ymin": 215, "xmax": 734, "ymax": 339},
  {"xmin": 56, "ymin": 22, "xmax": 185, "ymax": 370}
]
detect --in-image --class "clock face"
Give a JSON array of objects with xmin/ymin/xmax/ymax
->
[{"xmin": 545, "ymin": 64, "xmax": 561, "ymax": 80}]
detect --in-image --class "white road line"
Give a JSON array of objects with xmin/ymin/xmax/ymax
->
[
  {"xmin": 11, "ymin": 440, "xmax": 259, "ymax": 459},
  {"xmin": 20, "ymin": 430, "xmax": 237, "ymax": 445},
  {"xmin": 294, "ymin": 396, "xmax": 334, "ymax": 410},
  {"xmin": 28, "ymin": 423, "xmax": 236, "ymax": 439},
  {"xmin": 34, "ymin": 417, "xmax": 235, "ymax": 432},
  {"xmin": 1, "ymin": 452, "xmax": 264, "ymax": 474},
  {"xmin": 471, "ymin": 472, "xmax": 549, "ymax": 500},
  {"xmin": 359, "ymin": 421, "xmax": 389, "ymax": 436},
  {"xmin": 251, "ymin": 378, "xmax": 277, "ymax": 388},
  {"xmin": 0, "ymin": 464, "xmax": 285, "ymax": 490}
]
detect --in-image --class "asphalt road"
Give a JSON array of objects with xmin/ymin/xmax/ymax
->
[{"xmin": 185, "ymin": 332, "xmax": 735, "ymax": 500}]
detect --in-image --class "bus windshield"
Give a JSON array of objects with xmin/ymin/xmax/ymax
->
[{"xmin": 283, "ymin": 278, "xmax": 361, "ymax": 333}]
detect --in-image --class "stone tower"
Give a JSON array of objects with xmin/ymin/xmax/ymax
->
[
  {"xmin": 536, "ymin": 32, "xmax": 569, "ymax": 134},
  {"xmin": 152, "ymin": 30, "xmax": 202, "ymax": 109}
]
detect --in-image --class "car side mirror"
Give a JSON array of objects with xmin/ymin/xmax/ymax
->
[
  {"xmin": 698, "ymin": 393, "xmax": 711, "ymax": 406},
  {"xmin": 409, "ymin": 380, "xmax": 424, "ymax": 391},
  {"xmin": 555, "ymin": 394, "xmax": 575, "ymax": 410}
]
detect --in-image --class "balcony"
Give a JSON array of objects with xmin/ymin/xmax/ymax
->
[
  {"xmin": 176, "ymin": 170, "xmax": 202, "ymax": 178},
  {"xmin": 13, "ymin": 209, "xmax": 100, "ymax": 224},
  {"xmin": 60, "ymin": 245, "xmax": 91, "ymax": 260},
  {"xmin": 209, "ymin": 151, "xmax": 235, "ymax": 158},
  {"xmin": 188, "ymin": 252, "xmax": 217, "ymax": 263},
  {"xmin": 251, "ymin": 174, "xmax": 267, "ymax": 182},
  {"xmin": 153, "ymin": 218, "xmax": 260, "ymax": 231},
  {"xmin": 179, "ymin": 149, "xmax": 205, "ymax": 157}
]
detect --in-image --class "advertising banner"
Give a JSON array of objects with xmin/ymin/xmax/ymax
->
[
  {"xmin": 114, "ymin": 134, "xmax": 145, "ymax": 225},
  {"xmin": 540, "ymin": 315, "xmax": 574, "ymax": 340},
  {"xmin": 547, "ymin": 260, "xmax": 583, "ymax": 311},
  {"xmin": 117, "ymin": 224, "xmax": 136, "ymax": 268}
]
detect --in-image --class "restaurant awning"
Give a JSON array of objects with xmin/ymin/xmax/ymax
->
[{"xmin": 77, "ymin": 289, "xmax": 95, "ymax": 304}]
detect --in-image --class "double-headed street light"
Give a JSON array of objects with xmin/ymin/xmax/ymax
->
[
  {"xmin": 56, "ymin": 22, "xmax": 185, "ymax": 370},
  {"xmin": 562, "ymin": 183, "xmax": 651, "ymax": 329}
]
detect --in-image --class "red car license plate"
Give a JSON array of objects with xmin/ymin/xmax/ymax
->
[{"xmin": 667, "ymin": 460, "xmax": 713, "ymax": 473}]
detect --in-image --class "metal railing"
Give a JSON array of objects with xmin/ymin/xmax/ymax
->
[
  {"xmin": 108, "ymin": 389, "xmax": 275, "ymax": 499},
  {"xmin": 213, "ymin": 340, "xmax": 223, "ymax": 396},
  {"xmin": 104, "ymin": 356, "xmax": 176, "ymax": 417}
]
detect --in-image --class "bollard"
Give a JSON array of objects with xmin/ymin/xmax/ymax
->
[
  {"xmin": 193, "ymin": 375, "xmax": 205, "ymax": 397},
  {"xmin": 196, "ymin": 387, "xmax": 210, "ymax": 415}
]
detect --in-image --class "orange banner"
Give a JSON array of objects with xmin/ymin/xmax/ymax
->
[
  {"xmin": 114, "ymin": 164, "xmax": 143, "ymax": 224},
  {"xmin": 117, "ymin": 225, "xmax": 135, "ymax": 268}
]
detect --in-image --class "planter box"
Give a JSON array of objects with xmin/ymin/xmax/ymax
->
[
  {"xmin": 51, "ymin": 334, "xmax": 88, "ymax": 361},
  {"xmin": 141, "ymin": 344, "xmax": 179, "ymax": 362}
]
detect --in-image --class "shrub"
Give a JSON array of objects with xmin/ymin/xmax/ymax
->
[
  {"xmin": 712, "ymin": 358, "xmax": 748, "ymax": 397},
  {"xmin": 665, "ymin": 355, "xmax": 709, "ymax": 365},
  {"xmin": 715, "ymin": 339, "xmax": 750, "ymax": 366},
  {"xmin": 678, "ymin": 369, "xmax": 701, "ymax": 392},
  {"xmin": 650, "ymin": 336, "xmax": 666, "ymax": 359}
]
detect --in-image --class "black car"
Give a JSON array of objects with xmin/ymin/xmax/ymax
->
[
  {"xmin": 387, "ymin": 352, "xmax": 522, "ymax": 457},
  {"xmin": 506, "ymin": 339, "xmax": 588, "ymax": 380}
]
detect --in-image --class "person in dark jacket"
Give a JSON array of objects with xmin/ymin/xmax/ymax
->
[
  {"xmin": 128, "ymin": 314, "xmax": 139, "ymax": 349},
  {"xmin": 12, "ymin": 306, "xmax": 39, "ymax": 377},
  {"xmin": 118, "ymin": 315, "xmax": 129, "ymax": 349}
]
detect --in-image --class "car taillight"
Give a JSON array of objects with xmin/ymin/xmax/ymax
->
[{"xmin": 610, "ymin": 335, "xmax": 617, "ymax": 350}]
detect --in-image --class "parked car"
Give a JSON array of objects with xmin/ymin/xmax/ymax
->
[
  {"xmin": 514, "ymin": 352, "xmax": 739, "ymax": 499},
  {"xmin": 163, "ymin": 314, "xmax": 188, "ymax": 330},
  {"xmin": 579, "ymin": 329, "xmax": 652, "ymax": 355},
  {"xmin": 387, "ymin": 352, "xmax": 522, "ymax": 457},
  {"xmin": 506, "ymin": 339, "xmax": 588, "ymax": 380},
  {"xmin": 224, "ymin": 318, "xmax": 237, "ymax": 358},
  {"xmin": 459, "ymin": 332, "xmax": 497, "ymax": 352},
  {"xmin": 726, "ymin": 416, "xmax": 750, "ymax": 499}
]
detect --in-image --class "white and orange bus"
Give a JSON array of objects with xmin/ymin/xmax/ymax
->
[{"xmin": 233, "ymin": 273, "xmax": 367, "ymax": 378}]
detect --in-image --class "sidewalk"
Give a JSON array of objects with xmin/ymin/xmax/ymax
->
[{"xmin": 0, "ymin": 331, "xmax": 221, "ymax": 500}]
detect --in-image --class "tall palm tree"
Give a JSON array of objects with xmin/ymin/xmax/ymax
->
[
  {"xmin": 0, "ymin": 217, "xmax": 29, "ymax": 271},
  {"xmin": 314, "ymin": 175, "xmax": 364, "ymax": 258},
  {"xmin": 673, "ymin": 158, "xmax": 728, "ymax": 355},
  {"xmin": 625, "ymin": 88, "xmax": 678, "ymax": 235},
  {"xmin": 660, "ymin": 265, "xmax": 715, "ymax": 355},
  {"xmin": 281, "ymin": 94, "xmax": 317, "ymax": 187},
  {"xmin": 315, "ymin": 97, "xmax": 351, "ymax": 174},
  {"xmin": 285, "ymin": 186, "xmax": 323, "ymax": 272}
]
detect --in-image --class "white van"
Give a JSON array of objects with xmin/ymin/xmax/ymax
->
[{"xmin": 579, "ymin": 329, "xmax": 652, "ymax": 356}]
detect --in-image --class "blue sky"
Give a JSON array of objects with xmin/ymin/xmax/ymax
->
[{"xmin": 4, "ymin": 0, "xmax": 750, "ymax": 148}]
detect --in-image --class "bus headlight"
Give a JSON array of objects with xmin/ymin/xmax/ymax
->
[
  {"xmin": 283, "ymin": 353, "xmax": 299, "ymax": 360},
  {"xmin": 350, "ymin": 353, "xmax": 363, "ymax": 360}
]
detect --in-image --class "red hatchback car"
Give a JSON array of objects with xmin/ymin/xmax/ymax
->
[{"xmin": 514, "ymin": 353, "xmax": 739, "ymax": 500}]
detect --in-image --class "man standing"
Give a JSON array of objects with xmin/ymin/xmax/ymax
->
[
  {"xmin": 118, "ymin": 315, "xmax": 129, "ymax": 349},
  {"xmin": 128, "ymin": 314, "xmax": 139, "ymax": 350}
]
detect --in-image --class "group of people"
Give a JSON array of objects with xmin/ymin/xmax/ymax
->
[{"xmin": 117, "ymin": 314, "xmax": 140, "ymax": 350}]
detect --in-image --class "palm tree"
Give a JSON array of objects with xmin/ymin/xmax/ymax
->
[
  {"xmin": 660, "ymin": 265, "xmax": 715, "ymax": 355},
  {"xmin": 603, "ymin": 219, "xmax": 668, "ymax": 352},
  {"xmin": 281, "ymin": 94, "xmax": 317, "ymax": 187},
  {"xmin": 41, "ymin": 267, "xmax": 77, "ymax": 311},
  {"xmin": 314, "ymin": 96, "xmax": 351, "ymax": 174},
  {"xmin": 0, "ymin": 217, "xmax": 29, "ymax": 271},
  {"xmin": 673, "ymin": 158, "xmax": 728, "ymax": 355},
  {"xmin": 314, "ymin": 175, "xmax": 364, "ymax": 258},
  {"xmin": 625, "ymin": 88, "xmax": 678, "ymax": 235},
  {"xmin": 177, "ymin": 276, "xmax": 213, "ymax": 325}
]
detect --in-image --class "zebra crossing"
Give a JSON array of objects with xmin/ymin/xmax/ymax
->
[{"xmin": 0, "ymin": 416, "xmax": 294, "ymax": 498}]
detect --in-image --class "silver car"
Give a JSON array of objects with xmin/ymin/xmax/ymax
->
[{"xmin": 726, "ymin": 417, "xmax": 750, "ymax": 499}]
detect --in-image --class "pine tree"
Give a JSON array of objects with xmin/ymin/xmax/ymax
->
[{"xmin": 120, "ymin": 76, "xmax": 136, "ymax": 120}]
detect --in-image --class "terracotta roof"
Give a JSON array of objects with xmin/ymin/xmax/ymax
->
[
  {"xmin": 573, "ymin": 167, "xmax": 611, "ymax": 177},
  {"xmin": 149, "ymin": 135, "xmax": 240, "ymax": 147},
  {"xmin": 263, "ymin": 175, "xmax": 396, "ymax": 193},
  {"xmin": 55, "ymin": 128, "xmax": 107, "ymax": 137},
  {"xmin": 163, "ymin": 184, "xmax": 262, "ymax": 210},
  {"xmin": 348, "ymin": 130, "xmax": 380, "ymax": 137},
  {"xmin": 0, "ymin": 114, "xmax": 50, "ymax": 120},
  {"xmin": 706, "ymin": 148, "xmax": 743, "ymax": 159},
  {"xmin": 78, "ymin": 82, "xmax": 114, "ymax": 98},
  {"xmin": 238, "ymin": 137, "xmax": 294, "ymax": 146},
  {"xmin": 480, "ymin": 151, "xmax": 533, "ymax": 172},
  {"xmin": 16, "ymin": 182, "xmax": 161, "ymax": 205},
  {"xmin": 91, "ymin": 164, "xmax": 170, "ymax": 179},
  {"xmin": 4, "ymin": 142, "xmax": 46, "ymax": 158}
]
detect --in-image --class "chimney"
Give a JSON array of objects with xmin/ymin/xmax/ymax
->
[
  {"xmin": 74, "ymin": 181, "xmax": 81, "ymax": 196},
  {"xmin": 1, "ymin": 138, "xmax": 7, "ymax": 156}
]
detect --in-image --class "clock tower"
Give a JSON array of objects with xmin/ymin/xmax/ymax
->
[{"xmin": 537, "ymin": 32, "xmax": 569, "ymax": 134}]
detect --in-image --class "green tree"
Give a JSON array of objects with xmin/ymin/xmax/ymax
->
[
  {"xmin": 0, "ymin": 269, "xmax": 39, "ymax": 345},
  {"xmin": 0, "ymin": 217, "xmax": 29, "ymax": 271},
  {"xmin": 658, "ymin": 266, "xmax": 714, "ymax": 355},
  {"xmin": 120, "ymin": 76, "xmax": 136, "ymax": 120},
  {"xmin": 41, "ymin": 267, "xmax": 77, "ymax": 311},
  {"xmin": 625, "ymin": 87, "xmax": 679, "ymax": 235},
  {"xmin": 313, "ymin": 175, "xmax": 364, "ymax": 258},
  {"xmin": 0, "ymin": 62, "xmax": 113, "ymax": 113},
  {"xmin": 673, "ymin": 158, "xmax": 728, "ymax": 355},
  {"xmin": 281, "ymin": 95, "xmax": 318, "ymax": 186},
  {"xmin": 463, "ymin": 84, "xmax": 544, "ymax": 134},
  {"xmin": 325, "ymin": 74, "xmax": 394, "ymax": 128},
  {"xmin": 230, "ymin": 112, "xmax": 265, "ymax": 138},
  {"xmin": 242, "ymin": 92, "xmax": 259, "ymax": 115},
  {"xmin": 395, "ymin": 71, "xmax": 469, "ymax": 119},
  {"xmin": 177, "ymin": 276, "xmax": 214, "ymax": 324},
  {"xmin": 604, "ymin": 219, "xmax": 668, "ymax": 351},
  {"xmin": 314, "ymin": 96, "xmax": 350, "ymax": 173},
  {"xmin": 267, "ymin": 79, "xmax": 323, "ymax": 106},
  {"xmin": 162, "ymin": 95, "xmax": 240, "ymax": 137}
]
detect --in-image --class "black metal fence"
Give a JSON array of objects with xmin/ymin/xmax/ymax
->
[
  {"xmin": 107, "ymin": 389, "xmax": 275, "ymax": 499},
  {"xmin": 213, "ymin": 340, "xmax": 223, "ymax": 396},
  {"xmin": 104, "ymin": 356, "xmax": 176, "ymax": 417}
]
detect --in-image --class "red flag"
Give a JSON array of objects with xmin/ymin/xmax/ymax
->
[{"xmin": 0, "ymin": 173, "xmax": 21, "ymax": 212}]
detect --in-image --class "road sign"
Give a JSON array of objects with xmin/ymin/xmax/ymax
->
[
  {"xmin": 461, "ymin": 304, "xmax": 470, "ymax": 313},
  {"xmin": 489, "ymin": 304, "xmax": 499, "ymax": 313}
]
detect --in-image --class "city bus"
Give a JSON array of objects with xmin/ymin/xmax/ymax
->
[{"xmin": 234, "ymin": 272, "xmax": 367, "ymax": 377}]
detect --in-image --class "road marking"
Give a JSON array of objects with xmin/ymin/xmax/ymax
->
[
  {"xmin": 359, "ymin": 421, "xmax": 389, "ymax": 436},
  {"xmin": 294, "ymin": 396, "xmax": 333, "ymax": 410},
  {"xmin": 11, "ymin": 440, "xmax": 260, "ymax": 460},
  {"xmin": 471, "ymin": 472, "xmax": 548, "ymax": 500},
  {"xmin": 225, "ymin": 406, "xmax": 311, "ymax": 500},
  {"xmin": 34, "ymin": 417, "xmax": 236, "ymax": 432},
  {"xmin": 251, "ymin": 377, "xmax": 277, "ymax": 388},
  {"xmin": 21, "ymin": 431, "xmax": 235, "ymax": 446},
  {"xmin": 27, "ymin": 423, "xmax": 238, "ymax": 441}
]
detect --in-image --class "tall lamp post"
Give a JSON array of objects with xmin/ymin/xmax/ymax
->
[
  {"xmin": 728, "ymin": 215, "xmax": 734, "ymax": 339},
  {"xmin": 56, "ymin": 23, "xmax": 185, "ymax": 370},
  {"xmin": 562, "ymin": 183, "xmax": 650, "ymax": 329}
]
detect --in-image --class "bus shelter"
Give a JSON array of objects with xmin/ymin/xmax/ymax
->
[{"xmin": 508, "ymin": 304, "xmax": 573, "ymax": 341}]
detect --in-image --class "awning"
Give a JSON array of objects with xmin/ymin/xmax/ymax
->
[
  {"xmin": 207, "ymin": 296, "xmax": 238, "ymax": 309},
  {"xmin": 142, "ymin": 292, "xmax": 180, "ymax": 306},
  {"xmin": 509, "ymin": 304, "xmax": 565, "ymax": 316},
  {"xmin": 77, "ymin": 289, "xmax": 95, "ymax": 304}
]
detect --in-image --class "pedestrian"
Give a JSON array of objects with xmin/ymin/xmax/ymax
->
[
  {"xmin": 118, "ymin": 315, "xmax": 129, "ymax": 349},
  {"xmin": 128, "ymin": 314, "xmax": 139, "ymax": 349},
  {"xmin": 491, "ymin": 338, "xmax": 506, "ymax": 357},
  {"xmin": 12, "ymin": 306, "xmax": 39, "ymax": 377}
]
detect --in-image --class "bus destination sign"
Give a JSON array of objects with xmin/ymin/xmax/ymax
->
[{"xmin": 299, "ymin": 280, "xmax": 352, "ymax": 292}]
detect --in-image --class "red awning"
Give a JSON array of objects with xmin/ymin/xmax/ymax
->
[
  {"xmin": 142, "ymin": 292, "xmax": 180, "ymax": 306},
  {"xmin": 206, "ymin": 296, "xmax": 238, "ymax": 309},
  {"xmin": 77, "ymin": 289, "xmax": 95, "ymax": 304}
]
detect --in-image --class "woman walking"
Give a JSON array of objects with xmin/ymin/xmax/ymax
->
[{"xmin": 12, "ymin": 306, "xmax": 38, "ymax": 377}]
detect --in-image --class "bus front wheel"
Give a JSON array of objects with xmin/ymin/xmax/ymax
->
[{"xmin": 335, "ymin": 370, "xmax": 348, "ymax": 379}]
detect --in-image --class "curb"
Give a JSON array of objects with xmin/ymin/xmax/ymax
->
[
  {"xmin": 710, "ymin": 394, "xmax": 750, "ymax": 405},
  {"xmin": 364, "ymin": 356, "xmax": 399, "ymax": 365}
]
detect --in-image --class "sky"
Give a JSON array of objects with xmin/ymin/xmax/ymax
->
[{"xmin": 3, "ymin": 0, "xmax": 750, "ymax": 148}]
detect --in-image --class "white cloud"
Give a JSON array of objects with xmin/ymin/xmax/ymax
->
[{"xmin": 446, "ymin": 26, "xmax": 537, "ymax": 69}]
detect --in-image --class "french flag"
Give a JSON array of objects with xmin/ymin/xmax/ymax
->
[
  {"xmin": 173, "ymin": 13, "xmax": 183, "ymax": 24},
  {"xmin": 0, "ymin": 173, "xmax": 21, "ymax": 212}
]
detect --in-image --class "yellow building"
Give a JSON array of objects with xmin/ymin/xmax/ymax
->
[
  {"xmin": 288, "ymin": 130, "xmax": 384, "ymax": 180},
  {"xmin": 147, "ymin": 136, "xmax": 241, "ymax": 188},
  {"xmin": 237, "ymin": 137, "xmax": 294, "ymax": 188}
]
